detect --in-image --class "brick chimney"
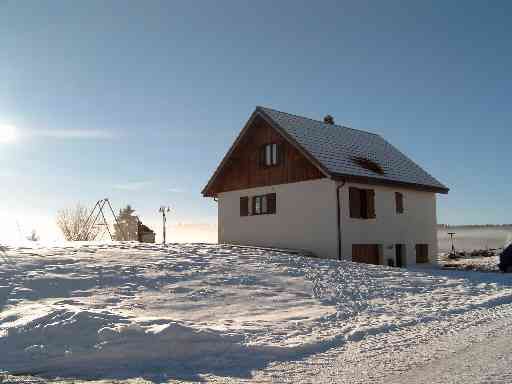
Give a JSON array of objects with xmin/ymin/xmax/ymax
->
[{"xmin": 323, "ymin": 115, "xmax": 334, "ymax": 125}]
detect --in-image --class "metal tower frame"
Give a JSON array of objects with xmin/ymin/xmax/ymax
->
[{"xmin": 77, "ymin": 198, "xmax": 126, "ymax": 241}]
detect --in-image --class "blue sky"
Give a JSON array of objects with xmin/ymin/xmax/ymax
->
[{"xmin": 0, "ymin": 1, "xmax": 511, "ymax": 241}]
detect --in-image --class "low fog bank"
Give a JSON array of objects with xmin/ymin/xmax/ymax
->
[
  {"xmin": 168, "ymin": 223, "xmax": 217, "ymax": 243},
  {"xmin": 438, "ymin": 225, "xmax": 512, "ymax": 252}
]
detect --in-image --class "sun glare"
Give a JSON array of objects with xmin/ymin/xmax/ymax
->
[{"xmin": 0, "ymin": 125, "xmax": 17, "ymax": 143}]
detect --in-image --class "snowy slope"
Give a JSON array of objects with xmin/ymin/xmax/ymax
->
[{"xmin": 1, "ymin": 243, "xmax": 512, "ymax": 382}]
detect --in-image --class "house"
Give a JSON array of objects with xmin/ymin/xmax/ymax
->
[{"xmin": 202, "ymin": 107, "xmax": 449, "ymax": 266}]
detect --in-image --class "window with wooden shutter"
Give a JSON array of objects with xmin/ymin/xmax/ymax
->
[
  {"xmin": 259, "ymin": 143, "xmax": 282, "ymax": 167},
  {"xmin": 395, "ymin": 192, "xmax": 404, "ymax": 214},
  {"xmin": 350, "ymin": 187, "xmax": 375, "ymax": 219},
  {"xmin": 267, "ymin": 193, "xmax": 276, "ymax": 214},
  {"xmin": 349, "ymin": 187, "xmax": 361, "ymax": 218},
  {"xmin": 240, "ymin": 196, "xmax": 249, "ymax": 216},
  {"xmin": 249, "ymin": 193, "xmax": 277, "ymax": 215}
]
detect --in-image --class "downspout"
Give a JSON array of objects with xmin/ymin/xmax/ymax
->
[{"xmin": 336, "ymin": 181, "xmax": 346, "ymax": 261}]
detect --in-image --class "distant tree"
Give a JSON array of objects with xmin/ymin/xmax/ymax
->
[
  {"xmin": 56, "ymin": 203, "xmax": 100, "ymax": 241},
  {"xmin": 114, "ymin": 205, "xmax": 139, "ymax": 241},
  {"xmin": 26, "ymin": 229, "xmax": 40, "ymax": 242}
]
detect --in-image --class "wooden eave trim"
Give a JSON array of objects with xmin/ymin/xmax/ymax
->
[
  {"xmin": 202, "ymin": 108, "xmax": 330, "ymax": 197},
  {"xmin": 332, "ymin": 173, "xmax": 449, "ymax": 194},
  {"xmin": 201, "ymin": 111, "xmax": 260, "ymax": 197}
]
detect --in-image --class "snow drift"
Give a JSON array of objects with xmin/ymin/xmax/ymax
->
[{"xmin": 1, "ymin": 243, "xmax": 512, "ymax": 381}]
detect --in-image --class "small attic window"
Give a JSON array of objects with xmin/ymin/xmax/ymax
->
[{"xmin": 352, "ymin": 156, "xmax": 385, "ymax": 175}]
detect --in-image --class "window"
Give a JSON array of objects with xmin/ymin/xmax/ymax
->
[
  {"xmin": 416, "ymin": 244, "xmax": 429, "ymax": 263},
  {"xmin": 352, "ymin": 156, "xmax": 385, "ymax": 175},
  {"xmin": 251, "ymin": 193, "xmax": 276, "ymax": 215},
  {"xmin": 349, "ymin": 187, "xmax": 376, "ymax": 219},
  {"xmin": 395, "ymin": 192, "xmax": 404, "ymax": 214},
  {"xmin": 260, "ymin": 143, "xmax": 282, "ymax": 167},
  {"xmin": 254, "ymin": 195, "xmax": 263, "ymax": 215},
  {"xmin": 240, "ymin": 196, "xmax": 249, "ymax": 217}
]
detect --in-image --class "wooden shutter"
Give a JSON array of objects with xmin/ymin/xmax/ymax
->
[
  {"xmin": 276, "ymin": 143, "xmax": 284, "ymax": 166},
  {"xmin": 360, "ymin": 189, "xmax": 368, "ymax": 218},
  {"xmin": 267, "ymin": 193, "xmax": 276, "ymax": 214},
  {"xmin": 240, "ymin": 196, "xmax": 249, "ymax": 216},
  {"xmin": 366, "ymin": 189, "xmax": 376, "ymax": 218},
  {"xmin": 259, "ymin": 146, "xmax": 266, "ymax": 168},
  {"xmin": 349, "ymin": 187, "xmax": 361, "ymax": 218},
  {"xmin": 395, "ymin": 192, "xmax": 404, "ymax": 213}
]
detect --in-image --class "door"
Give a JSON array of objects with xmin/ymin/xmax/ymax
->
[
  {"xmin": 416, "ymin": 244, "xmax": 429, "ymax": 264},
  {"xmin": 395, "ymin": 244, "xmax": 405, "ymax": 267},
  {"xmin": 352, "ymin": 244, "xmax": 380, "ymax": 265}
]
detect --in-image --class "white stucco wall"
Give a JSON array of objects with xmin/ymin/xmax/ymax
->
[
  {"xmin": 218, "ymin": 178, "xmax": 339, "ymax": 259},
  {"xmin": 339, "ymin": 182, "xmax": 439, "ymax": 266},
  {"xmin": 218, "ymin": 179, "xmax": 439, "ymax": 265}
]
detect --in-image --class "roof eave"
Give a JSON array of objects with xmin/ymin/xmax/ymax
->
[{"xmin": 331, "ymin": 173, "xmax": 449, "ymax": 194}]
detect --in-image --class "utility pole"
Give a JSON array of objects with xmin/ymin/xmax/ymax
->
[
  {"xmin": 159, "ymin": 206, "xmax": 171, "ymax": 244},
  {"xmin": 448, "ymin": 232, "xmax": 456, "ymax": 256}
]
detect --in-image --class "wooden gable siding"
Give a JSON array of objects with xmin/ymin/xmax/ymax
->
[{"xmin": 206, "ymin": 116, "xmax": 325, "ymax": 196}]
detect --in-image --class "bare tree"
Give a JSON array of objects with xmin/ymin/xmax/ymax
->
[{"xmin": 56, "ymin": 203, "xmax": 100, "ymax": 241}]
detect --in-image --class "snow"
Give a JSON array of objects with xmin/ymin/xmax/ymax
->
[{"xmin": 1, "ymin": 243, "xmax": 512, "ymax": 382}]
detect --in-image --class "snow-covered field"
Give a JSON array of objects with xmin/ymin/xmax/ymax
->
[
  {"xmin": 438, "ymin": 225, "xmax": 512, "ymax": 252},
  {"xmin": 2, "ymin": 243, "xmax": 512, "ymax": 382}
]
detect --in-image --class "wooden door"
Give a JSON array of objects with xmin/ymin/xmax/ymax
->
[
  {"xmin": 395, "ymin": 244, "xmax": 404, "ymax": 267},
  {"xmin": 352, "ymin": 244, "xmax": 380, "ymax": 265},
  {"xmin": 415, "ymin": 244, "xmax": 429, "ymax": 263}
]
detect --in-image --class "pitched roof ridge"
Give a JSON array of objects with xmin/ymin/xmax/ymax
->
[{"xmin": 256, "ymin": 105, "xmax": 380, "ymax": 137}]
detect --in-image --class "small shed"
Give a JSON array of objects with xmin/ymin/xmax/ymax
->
[{"xmin": 137, "ymin": 222, "xmax": 156, "ymax": 243}]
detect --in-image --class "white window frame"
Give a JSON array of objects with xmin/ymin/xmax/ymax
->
[{"xmin": 264, "ymin": 143, "xmax": 278, "ymax": 166}]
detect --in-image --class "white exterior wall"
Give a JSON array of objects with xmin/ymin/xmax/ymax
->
[
  {"xmin": 218, "ymin": 179, "xmax": 439, "ymax": 265},
  {"xmin": 339, "ymin": 182, "xmax": 439, "ymax": 266},
  {"xmin": 218, "ymin": 178, "xmax": 339, "ymax": 259}
]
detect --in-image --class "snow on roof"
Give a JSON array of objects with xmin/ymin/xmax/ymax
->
[{"xmin": 258, "ymin": 106, "xmax": 449, "ymax": 193}]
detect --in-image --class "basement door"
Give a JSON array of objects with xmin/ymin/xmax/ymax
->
[
  {"xmin": 395, "ymin": 244, "xmax": 405, "ymax": 267},
  {"xmin": 352, "ymin": 244, "xmax": 380, "ymax": 265}
]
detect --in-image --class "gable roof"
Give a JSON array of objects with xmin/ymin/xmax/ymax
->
[{"xmin": 202, "ymin": 107, "xmax": 449, "ymax": 195}]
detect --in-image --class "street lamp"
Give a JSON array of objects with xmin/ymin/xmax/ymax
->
[{"xmin": 159, "ymin": 206, "xmax": 171, "ymax": 244}]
